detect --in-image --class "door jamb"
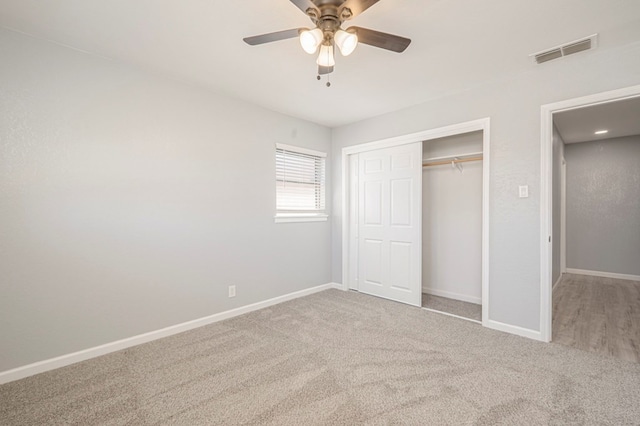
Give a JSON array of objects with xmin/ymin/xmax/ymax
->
[
  {"xmin": 560, "ymin": 157, "xmax": 566, "ymax": 275},
  {"xmin": 341, "ymin": 118, "xmax": 491, "ymax": 326},
  {"xmin": 540, "ymin": 84, "xmax": 640, "ymax": 342}
]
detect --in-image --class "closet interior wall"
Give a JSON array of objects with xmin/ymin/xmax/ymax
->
[{"xmin": 422, "ymin": 131, "xmax": 483, "ymax": 304}]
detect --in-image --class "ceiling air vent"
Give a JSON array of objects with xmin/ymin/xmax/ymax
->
[
  {"xmin": 531, "ymin": 34, "xmax": 598, "ymax": 65},
  {"xmin": 535, "ymin": 48, "xmax": 562, "ymax": 64}
]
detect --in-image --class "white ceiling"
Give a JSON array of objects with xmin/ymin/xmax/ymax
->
[
  {"xmin": 554, "ymin": 96, "xmax": 640, "ymax": 144},
  {"xmin": 1, "ymin": 0, "xmax": 639, "ymax": 127}
]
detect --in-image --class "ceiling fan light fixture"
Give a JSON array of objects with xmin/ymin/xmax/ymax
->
[
  {"xmin": 316, "ymin": 44, "xmax": 335, "ymax": 67},
  {"xmin": 299, "ymin": 28, "xmax": 323, "ymax": 54},
  {"xmin": 243, "ymin": 0, "xmax": 412, "ymax": 81},
  {"xmin": 335, "ymin": 29, "xmax": 358, "ymax": 56}
]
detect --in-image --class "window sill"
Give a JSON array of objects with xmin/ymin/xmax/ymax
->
[{"xmin": 274, "ymin": 214, "xmax": 329, "ymax": 223}]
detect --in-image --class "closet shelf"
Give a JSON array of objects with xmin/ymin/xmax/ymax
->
[
  {"xmin": 422, "ymin": 151, "xmax": 483, "ymax": 163},
  {"xmin": 423, "ymin": 151, "xmax": 483, "ymax": 168}
]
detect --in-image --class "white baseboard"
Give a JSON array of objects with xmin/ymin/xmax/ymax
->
[
  {"xmin": 0, "ymin": 283, "xmax": 338, "ymax": 385},
  {"xmin": 565, "ymin": 268, "xmax": 640, "ymax": 282},
  {"xmin": 331, "ymin": 282, "xmax": 348, "ymax": 291},
  {"xmin": 552, "ymin": 274, "xmax": 563, "ymax": 292},
  {"xmin": 422, "ymin": 307, "xmax": 482, "ymax": 325},
  {"xmin": 485, "ymin": 319, "xmax": 544, "ymax": 342},
  {"xmin": 423, "ymin": 288, "xmax": 481, "ymax": 305}
]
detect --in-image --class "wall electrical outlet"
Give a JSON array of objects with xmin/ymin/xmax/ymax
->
[
  {"xmin": 228, "ymin": 285, "xmax": 236, "ymax": 298},
  {"xmin": 519, "ymin": 185, "xmax": 529, "ymax": 198}
]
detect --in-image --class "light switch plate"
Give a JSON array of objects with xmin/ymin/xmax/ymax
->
[{"xmin": 519, "ymin": 185, "xmax": 529, "ymax": 198}]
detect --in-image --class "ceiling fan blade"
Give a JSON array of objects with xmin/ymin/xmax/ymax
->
[
  {"xmin": 243, "ymin": 29, "xmax": 302, "ymax": 46},
  {"xmin": 340, "ymin": 0, "xmax": 380, "ymax": 19},
  {"xmin": 289, "ymin": 0, "xmax": 320, "ymax": 15},
  {"xmin": 318, "ymin": 65, "xmax": 334, "ymax": 75},
  {"xmin": 349, "ymin": 26, "xmax": 411, "ymax": 53}
]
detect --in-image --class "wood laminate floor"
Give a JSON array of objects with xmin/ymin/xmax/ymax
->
[{"xmin": 553, "ymin": 273, "xmax": 640, "ymax": 363}]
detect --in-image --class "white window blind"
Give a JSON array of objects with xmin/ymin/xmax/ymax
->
[{"xmin": 275, "ymin": 143, "xmax": 326, "ymax": 216}]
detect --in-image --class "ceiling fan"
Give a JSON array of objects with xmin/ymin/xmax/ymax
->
[{"xmin": 243, "ymin": 0, "xmax": 411, "ymax": 85}]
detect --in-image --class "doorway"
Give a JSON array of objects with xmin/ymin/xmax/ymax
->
[
  {"xmin": 540, "ymin": 85, "xmax": 640, "ymax": 361},
  {"xmin": 341, "ymin": 118, "xmax": 491, "ymax": 327}
]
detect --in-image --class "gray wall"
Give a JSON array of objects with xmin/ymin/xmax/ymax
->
[
  {"xmin": 0, "ymin": 29, "xmax": 332, "ymax": 371},
  {"xmin": 552, "ymin": 126, "xmax": 565, "ymax": 285},
  {"xmin": 565, "ymin": 136, "xmax": 640, "ymax": 276},
  {"xmin": 332, "ymin": 36, "xmax": 640, "ymax": 332}
]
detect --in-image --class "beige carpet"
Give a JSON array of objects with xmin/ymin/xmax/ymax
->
[{"xmin": 2, "ymin": 289, "xmax": 640, "ymax": 425}]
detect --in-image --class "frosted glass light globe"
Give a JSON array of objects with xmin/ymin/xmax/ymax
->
[{"xmin": 300, "ymin": 28, "xmax": 323, "ymax": 54}]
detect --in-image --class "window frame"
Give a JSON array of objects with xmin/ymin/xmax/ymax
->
[{"xmin": 275, "ymin": 143, "xmax": 328, "ymax": 223}]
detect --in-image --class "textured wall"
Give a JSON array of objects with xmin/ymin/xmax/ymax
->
[
  {"xmin": 565, "ymin": 136, "xmax": 640, "ymax": 275},
  {"xmin": 332, "ymin": 39, "xmax": 640, "ymax": 332},
  {"xmin": 0, "ymin": 29, "xmax": 332, "ymax": 371}
]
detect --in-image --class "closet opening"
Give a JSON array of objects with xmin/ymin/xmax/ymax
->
[
  {"xmin": 421, "ymin": 131, "xmax": 483, "ymax": 323},
  {"xmin": 341, "ymin": 118, "xmax": 490, "ymax": 329}
]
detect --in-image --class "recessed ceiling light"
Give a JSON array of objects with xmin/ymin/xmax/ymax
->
[{"xmin": 594, "ymin": 130, "xmax": 609, "ymax": 135}]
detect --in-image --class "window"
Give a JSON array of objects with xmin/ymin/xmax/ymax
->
[{"xmin": 275, "ymin": 143, "xmax": 327, "ymax": 223}]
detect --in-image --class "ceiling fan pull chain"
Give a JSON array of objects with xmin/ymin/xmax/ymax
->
[{"xmin": 316, "ymin": 73, "xmax": 331, "ymax": 87}]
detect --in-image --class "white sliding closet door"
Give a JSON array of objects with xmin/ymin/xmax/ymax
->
[{"xmin": 357, "ymin": 142, "xmax": 422, "ymax": 307}]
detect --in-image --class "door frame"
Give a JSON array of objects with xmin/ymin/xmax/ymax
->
[
  {"xmin": 341, "ymin": 117, "xmax": 491, "ymax": 326},
  {"xmin": 560, "ymin": 156, "xmax": 566, "ymax": 277},
  {"xmin": 539, "ymin": 84, "xmax": 640, "ymax": 342}
]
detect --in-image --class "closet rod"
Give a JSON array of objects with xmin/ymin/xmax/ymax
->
[{"xmin": 422, "ymin": 156, "xmax": 483, "ymax": 168}]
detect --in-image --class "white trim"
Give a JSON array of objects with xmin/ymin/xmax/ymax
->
[
  {"xmin": 481, "ymin": 123, "xmax": 491, "ymax": 327},
  {"xmin": 540, "ymin": 84, "xmax": 640, "ymax": 344},
  {"xmin": 485, "ymin": 319, "xmax": 543, "ymax": 341},
  {"xmin": 341, "ymin": 152, "xmax": 350, "ymax": 290},
  {"xmin": 274, "ymin": 214, "xmax": 328, "ymax": 223},
  {"xmin": 342, "ymin": 118, "xmax": 490, "ymax": 156},
  {"xmin": 346, "ymin": 154, "xmax": 359, "ymax": 291},
  {"xmin": 560, "ymin": 156, "xmax": 567, "ymax": 273},
  {"xmin": 275, "ymin": 143, "xmax": 326, "ymax": 158},
  {"xmin": 552, "ymin": 273, "xmax": 564, "ymax": 292},
  {"xmin": 540, "ymin": 103, "xmax": 553, "ymax": 343},
  {"xmin": 423, "ymin": 288, "xmax": 481, "ymax": 305},
  {"xmin": 565, "ymin": 268, "xmax": 640, "ymax": 282},
  {"xmin": 332, "ymin": 281, "xmax": 348, "ymax": 291},
  {"xmin": 341, "ymin": 118, "xmax": 491, "ymax": 329},
  {"xmin": 422, "ymin": 307, "xmax": 482, "ymax": 325},
  {"xmin": 0, "ymin": 283, "xmax": 339, "ymax": 385}
]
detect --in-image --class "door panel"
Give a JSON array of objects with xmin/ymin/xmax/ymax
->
[
  {"xmin": 391, "ymin": 151, "xmax": 413, "ymax": 170},
  {"xmin": 364, "ymin": 157, "xmax": 383, "ymax": 174},
  {"xmin": 390, "ymin": 241, "xmax": 412, "ymax": 291},
  {"xmin": 364, "ymin": 181, "xmax": 383, "ymax": 225},
  {"xmin": 390, "ymin": 178, "xmax": 412, "ymax": 226},
  {"xmin": 358, "ymin": 142, "xmax": 422, "ymax": 306},
  {"xmin": 362, "ymin": 239, "xmax": 383, "ymax": 286}
]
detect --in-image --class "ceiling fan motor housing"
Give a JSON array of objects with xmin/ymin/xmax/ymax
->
[{"xmin": 308, "ymin": 0, "xmax": 357, "ymax": 48}]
